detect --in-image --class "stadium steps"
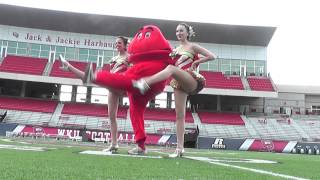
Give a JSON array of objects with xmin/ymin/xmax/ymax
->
[
  {"xmin": 48, "ymin": 103, "xmax": 65, "ymax": 127},
  {"xmin": 241, "ymin": 77, "xmax": 251, "ymax": 90},
  {"xmin": 43, "ymin": 61, "xmax": 53, "ymax": 76},
  {"xmin": 240, "ymin": 115, "xmax": 260, "ymax": 138},
  {"xmin": 192, "ymin": 112, "xmax": 202, "ymax": 125},
  {"xmin": 269, "ymin": 76, "xmax": 278, "ymax": 92}
]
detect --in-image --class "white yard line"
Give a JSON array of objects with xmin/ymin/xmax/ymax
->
[
  {"xmin": 0, "ymin": 144, "xmax": 46, "ymax": 151},
  {"xmin": 185, "ymin": 156, "xmax": 309, "ymax": 180},
  {"xmin": 185, "ymin": 156, "xmax": 277, "ymax": 164},
  {"xmin": 80, "ymin": 150, "xmax": 163, "ymax": 159}
]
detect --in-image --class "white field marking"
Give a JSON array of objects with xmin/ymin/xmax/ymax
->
[
  {"xmin": 152, "ymin": 151, "xmax": 168, "ymax": 155},
  {"xmin": 185, "ymin": 156, "xmax": 309, "ymax": 180},
  {"xmin": 186, "ymin": 151, "xmax": 239, "ymax": 155},
  {"xmin": 80, "ymin": 150, "xmax": 163, "ymax": 159},
  {"xmin": 154, "ymin": 151, "xmax": 277, "ymax": 164},
  {"xmin": 150, "ymin": 149, "xmax": 238, "ymax": 155},
  {"xmin": 0, "ymin": 144, "xmax": 46, "ymax": 151},
  {"xmin": 16, "ymin": 141, "xmax": 31, "ymax": 144},
  {"xmin": 0, "ymin": 139, "xmax": 13, "ymax": 142},
  {"xmin": 0, "ymin": 139, "xmax": 31, "ymax": 144},
  {"xmin": 185, "ymin": 156, "xmax": 277, "ymax": 164},
  {"xmin": 99, "ymin": 149, "xmax": 277, "ymax": 164}
]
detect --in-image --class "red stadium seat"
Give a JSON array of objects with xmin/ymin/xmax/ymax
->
[
  {"xmin": 198, "ymin": 111, "xmax": 244, "ymax": 125},
  {"xmin": 0, "ymin": 96, "xmax": 57, "ymax": 113},
  {"xmin": 144, "ymin": 108, "xmax": 194, "ymax": 123},
  {"xmin": 61, "ymin": 102, "xmax": 127, "ymax": 118},
  {"xmin": 200, "ymin": 71, "xmax": 244, "ymax": 90},
  {"xmin": 49, "ymin": 60, "xmax": 96, "ymax": 78},
  {"xmin": 247, "ymin": 76, "xmax": 275, "ymax": 91},
  {"xmin": 0, "ymin": 55, "xmax": 47, "ymax": 75}
]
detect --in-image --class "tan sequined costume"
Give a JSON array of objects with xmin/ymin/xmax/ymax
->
[{"xmin": 169, "ymin": 47, "xmax": 205, "ymax": 94}]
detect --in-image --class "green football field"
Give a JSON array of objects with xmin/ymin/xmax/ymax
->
[{"xmin": 0, "ymin": 138, "xmax": 319, "ymax": 180}]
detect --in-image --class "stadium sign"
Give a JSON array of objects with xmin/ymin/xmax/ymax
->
[
  {"xmin": 1, "ymin": 25, "xmax": 115, "ymax": 50},
  {"xmin": 12, "ymin": 125, "xmax": 165, "ymax": 145},
  {"xmin": 198, "ymin": 137, "xmax": 245, "ymax": 150},
  {"xmin": 211, "ymin": 138, "xmax": 226, "ymax": 149},
  {"xmin": 198, "ymin": 137, "xmax": 302, "ymax": 153}
]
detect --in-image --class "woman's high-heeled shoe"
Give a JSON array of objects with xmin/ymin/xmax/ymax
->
[
  {"xmin": 132, "ymin": 79, "xmax": 150, "ymax": 95},
  {"xmin": 59, "ymin": 54, "xmax": 69, "ymax": 71},
  {"xmin": 127, "ymin": 146, "xmax": 147, "ymax": 155},
  {"xmin": 102, "ymin": 144, "xmax": 119, "ymax": 153},
  {"xmin": 169, "ymin": 148, "xmax": 185, "ymax": 158}
]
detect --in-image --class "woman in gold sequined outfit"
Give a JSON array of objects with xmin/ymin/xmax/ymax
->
[
  {"xmin": 59, "ymin": 37, "xmax": 129, "ymax": 153},
  {"xmin": 133, "ymin": 23, "xmax": 217, "ymax": 157},
  {"xmin": 103, "ymin": 37, "xmax": 129, "ymax": 152}
]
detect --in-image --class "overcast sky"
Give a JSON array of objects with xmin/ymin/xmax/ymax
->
[{"xmin": 0, "ymin": 0, "xmax": 319, "ymax": 86}]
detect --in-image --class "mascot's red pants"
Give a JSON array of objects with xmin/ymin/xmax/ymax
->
[{"xmin": 95, "ymin": 61, "xmax": 167, "ymax": 147}]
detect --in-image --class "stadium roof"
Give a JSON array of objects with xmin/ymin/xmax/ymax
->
[
  {"xmin": 277, "ymin": 85, "xmax": 320, "ymax": 95},
  {"xmin": 0, "ymin": 4, "xmax": 276, "ymax": 46}
]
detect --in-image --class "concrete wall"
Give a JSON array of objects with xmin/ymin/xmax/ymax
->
[{"xmin": 265, "ymin": 92, "xmax": 305, "ymax": 114}]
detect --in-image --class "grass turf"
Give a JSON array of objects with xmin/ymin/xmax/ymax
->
[{"xmin": 0, "ymin": 138, "xmax": 318, "ymax": 180}]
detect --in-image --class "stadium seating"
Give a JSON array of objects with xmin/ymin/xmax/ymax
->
[
  {"xmin": 116, "ymin": 106, "xmax": 128, "ymax": 119},
  {"xmin": 197, "ymin": 111, "xmax": 245, "ymax": 125},
  {"xmin": 0, "ymin": 96, "xmax": 57, "ymax": 113},
  {"xmin": 200, "ymin": 71, "xmax": 244, "ymax": 90},
  {"xmin": 49, "ymin": 60, "xmax": 96, "ymax": 78},
  {"xmin": 294, "ymin": 119, "xmax": 320, "ymax": 140},
  {"xmin": 144, "ymin": 108, "xmax": 194, "ymax": 123},
  {"xmin": 2, "ymin": 98, "xmax": 318, "ymax": 141},
  {"xmin": 247, "ymin": 76, "xmax": 275, "ymax": 91},
  {"xmin": 242, "ymin": 116, "xmax": 304, "ymax": 140},
  {"xmin": 0, "ymin": 55, "xmax": 47, "ymax": 75},
  {"xmin": 62, "ymin": 103, "xmax": 107, "ymax": 117},
  {"xmin": 61, "ymin": 103, "xmax": 127, "ymax": 118},
  {"xmin": 185, "ymin": 110, "xmax": 194, "ymax": 123},
  {"xmin": 200, "ymin": 123, "xmax": 251, "ymax": 138}
]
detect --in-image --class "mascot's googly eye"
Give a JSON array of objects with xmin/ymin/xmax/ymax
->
[
  {"xmin": 137, "ymin": 33, "xmax": 143, "ymax": 39},
  {"xmin": 145, "ymin": 32, "xmax": 151, "ymax": 39}
]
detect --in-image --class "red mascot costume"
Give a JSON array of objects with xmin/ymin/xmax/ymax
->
[{"xmin": 94, "ymin": 25, "xmax": 172, "ymax": 154}]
